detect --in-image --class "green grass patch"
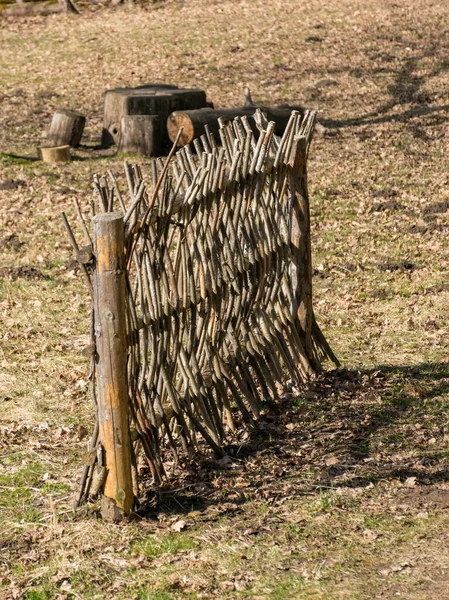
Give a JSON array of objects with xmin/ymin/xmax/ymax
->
[{"xmin": 134, "ymin": 533, "xmax": 197, "ymax": 560}]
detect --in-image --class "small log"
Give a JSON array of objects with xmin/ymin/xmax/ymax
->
[
  {"xmin": 117, "ymin": 115, "xmax": 159, "ymax": 157},
  {"xmin": 38, "ymin": 145, "xmax": 71, "ymax": 163},
  {"xmin": 167, "ymin": 106, "xmax": 304, "ymax": 147},
  {"xmin": 48, "ymin": 109, "xmax": 86, "ymax": 148},
  {"xmin": 244, "ymin": 87, "xmax": 254, "ymax": 107},
  {"xmin": 101, "ymin": 86, "xmax": 211, "ymax": 150},
  {"xmin": 93, "ymin": 212, "xmax": 134, "ymax": 520}
]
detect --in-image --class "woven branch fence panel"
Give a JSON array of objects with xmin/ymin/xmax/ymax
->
[{"xmin": 64, "ymin": 109, "xmax": 338, "ymax": 519}]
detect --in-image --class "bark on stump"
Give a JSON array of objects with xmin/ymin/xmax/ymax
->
[
  {"xmin": 167, "ymin": 106, "xmax": 304, "ymax": 147},
  {"xmin": 101, "ymin": 86, "xmax": 210, "ymax": 151},
  {"xmin": 93, "ymin": 213, "xmax": 134, "ymax": 521},
  {"xmin": 48, "ymin": 109, "xmax": 86, "ymax": 148},
  {"xmin": 118, "ymin": 115, "xmax": 159, "ymax": 157},
  {"xmin": 38, "ymin": 145, "xmax": 71, "ymax": 163}
]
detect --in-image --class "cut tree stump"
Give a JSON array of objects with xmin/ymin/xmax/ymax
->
[
  {"xmin": 38, "ymin": 145, "xmax": 71, "ymax": 163},
  {"xmin": 167, "ymin": 106, "xmax": 304, "ymax": 147},
  {"xmin": 101, "ymin": 85, "xmax": 211, "ymax": 151},
  {"xmin": 48, "ymin": 109, "xmax": 86, "ymax": 148},
  {"xmin": 118, "ymin": 115, "xmax": 159, "ymax": 156}
]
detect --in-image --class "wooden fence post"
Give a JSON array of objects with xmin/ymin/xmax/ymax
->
[
  {"xmin": 289, "ymin": 135, "xmax": 314, "ymax": 363},
  {"xmin": 93, "ymin": 212, "xmax": 134, "ymax": 521}
]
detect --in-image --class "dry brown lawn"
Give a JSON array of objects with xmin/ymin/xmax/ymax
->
[{"xmin": 1, "ymin": 1, "xmax": 449, "ymax": 598}]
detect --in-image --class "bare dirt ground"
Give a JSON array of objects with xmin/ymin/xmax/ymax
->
[{"xmin": 1, "ymin": 0, "xmax": 449, "ymax": 598}]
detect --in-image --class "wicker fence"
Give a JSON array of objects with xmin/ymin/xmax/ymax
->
[{"xmin": 64, "ymin": 109, "xmax": 338, "ymax": 520}]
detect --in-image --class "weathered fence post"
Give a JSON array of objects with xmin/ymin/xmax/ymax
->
[
  {"xmin": 289, "ymin": 135, "xmax": 314, "ymax": 363},
  {"xmin": 93, "ymin": 212, "xmax": 133, "ymax": 521}
]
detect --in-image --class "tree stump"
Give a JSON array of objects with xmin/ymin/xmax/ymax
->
[
  {"xmin": 48, "ymin": 109, "xmax": 86, "ymax": 148},
  {"xmin": 38, "ymin": 145, "xmax": 71, "ymax": 163},
  {"xmin": 101, "ymin": 85, "xmax": 211, "ymax": 152},
  {"xmin": 118, "ymin": 115, "xmax": 159, "ymax": 157}
]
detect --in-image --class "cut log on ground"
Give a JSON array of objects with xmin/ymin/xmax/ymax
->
[
  {"xmin": 38, "ymin": 145, "xmax": 71, "ymax": 163},
  {"xmin": 118, "ymin": 115, "xmax": 159, "ymax": 156},
  {"xmin": 167, "ymin": 106, "xmax": 304, "ymax": 147},
  {"xmin": 48, "ymin": 109, "xmax": 86, "ymax": 148},
  {"xmin": 101, "ymin": 86, "xmax": 211, "ymax": 151}
]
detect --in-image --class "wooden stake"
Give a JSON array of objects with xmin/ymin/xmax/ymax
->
[
  {"xmin": 289, "ymin": 135, "xmax": 314, "ymax": 362},
  {"xmin": 93, "ymin": 213, "xmax": 133, "ymax": 521}
]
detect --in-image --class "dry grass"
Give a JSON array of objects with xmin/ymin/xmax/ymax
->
[{"xmin": 1, "ymin": 0, "xmax": 449, "ymax": 598}]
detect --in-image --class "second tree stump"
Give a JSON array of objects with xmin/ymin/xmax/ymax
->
[{"xmin": 48, "ymin": 109, "xmax": 86, "ymax": 147}]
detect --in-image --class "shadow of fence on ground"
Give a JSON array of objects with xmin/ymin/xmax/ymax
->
[{"xmin": 136, "ymin": 361, "xmax": 449, "ymax": 518}]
